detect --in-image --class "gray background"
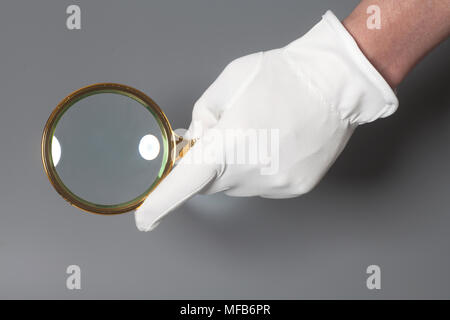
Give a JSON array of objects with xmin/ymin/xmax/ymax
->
[{"xmin": 0, "ymin": 0, "xmax": 449, "ymax": 299}]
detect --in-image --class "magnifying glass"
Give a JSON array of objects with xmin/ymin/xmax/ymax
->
[{"xmin": 41, "ymin": 83, "xmax": 194, "ymax": 215}]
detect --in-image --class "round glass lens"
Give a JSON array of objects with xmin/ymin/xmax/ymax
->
[{"xmin": 51, "ymin": 92, "xmax": 167, "ymax": 207}]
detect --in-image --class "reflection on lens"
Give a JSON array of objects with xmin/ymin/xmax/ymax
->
[
  {"xmin": 52, "ymin": 136, "xmax": 61, "ymax": 166},
  {"xmin": 139, "ymin": 134, "xmax": 160, "ymax": 161}
]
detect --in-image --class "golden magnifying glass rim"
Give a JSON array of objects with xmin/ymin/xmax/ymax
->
[{"xmin": 41, "ymin": 83, "xmax": 177, "ymax": 215}]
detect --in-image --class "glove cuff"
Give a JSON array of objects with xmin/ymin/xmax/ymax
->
[{"xmin": 284, "ymin": 10, "xmax": 399, "ymax": 124}]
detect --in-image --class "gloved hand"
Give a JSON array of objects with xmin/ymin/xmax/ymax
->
[{"xmin": 135, "ymin": 10, "xmax": 398, "ymax": 231}]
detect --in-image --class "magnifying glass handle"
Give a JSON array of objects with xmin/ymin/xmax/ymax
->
[{"xmin": 174, "ymin": 132, "xmax": 196, "ymax": 162}]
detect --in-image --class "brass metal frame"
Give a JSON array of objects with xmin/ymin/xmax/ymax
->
[{"xmin": 41, "ymin": 83, "xmax": 181, "ymax": 215}]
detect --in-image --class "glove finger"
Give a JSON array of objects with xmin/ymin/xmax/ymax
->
[{"xmin": 134, "ymin": 139, "xmax": 221, "ymax": 231}]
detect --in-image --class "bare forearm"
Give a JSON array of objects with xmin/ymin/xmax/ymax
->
[{"xmin": 343, "ymin": 0, "xmax": 450, "ymax": 88}]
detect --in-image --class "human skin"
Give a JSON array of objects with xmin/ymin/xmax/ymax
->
[{"xmin": 343, "ymin": 0, "xmax": 450, "ymax": 88}]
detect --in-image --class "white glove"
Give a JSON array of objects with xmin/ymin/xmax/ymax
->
[{"xmin": 135, "ymin": 11, "xmax": 398, "ymax": 231}]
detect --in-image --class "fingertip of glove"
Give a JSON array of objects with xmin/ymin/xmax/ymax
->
[{"xmin": 134, "ymin": 209, "xmax": 161, "ymax": 232}]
